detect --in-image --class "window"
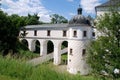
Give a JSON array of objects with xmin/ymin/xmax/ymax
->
[
  {"xmin": 63, "ymin": 30, "xmax": 67, "ymax": 37},
  {"xmin": 47, "ymin": 30, "xmax": 51, "ymax": 36},
  {"xmin": 34, "ymin": 30, "xmax": 37, "ymax": 36},
  {"xmin": 70, "ymin": 49, "xmax": 73, "ymax": 55},
  {"xmin": 82, "ymin": 49, "xmax": 86, "ymax": 56},
  {"xmin": 73, "ymin": 30, "xmax": 77, "ymax": 37},
  {"xmin": 23, "ymin": 30, "xmax": 26, "ymax": 35},
  {"xmin": 83, "ymin": 31, "xmax": 87, "ymax": 37},
  {"xmin": 92, "ymin": 32, "xmax": 95, "ymax": 37},
  {"xmin": 69, "ymin": 59, "xmax": 71, "ymax": 62}
]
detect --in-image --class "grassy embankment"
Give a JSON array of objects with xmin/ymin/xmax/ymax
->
[{"xmin": 0, "ymin": 51, "xmax": 102, "ymax": 80}]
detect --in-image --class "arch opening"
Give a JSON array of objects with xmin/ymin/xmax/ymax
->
[
  {"xmin": 61, "ymin": 41, "xmax": 68, "ymax": 65},
  {"xmin": 32, "ymin": 40, "xmax": 40, "ymax": 54},
  {"xmin": 21, "ymin": 39, "xmax": 29, "ymax": 50},
  {"xmin": 47, "ymin": 41, "xmax": 54, "ymax": 54}
]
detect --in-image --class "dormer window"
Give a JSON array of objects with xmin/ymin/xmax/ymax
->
[
  {"xmin": 47, "ymin": 30, "xmax": 51, "ymax": 36},
  {"xmin": 73, "ymin": 30, "xmax": 77, "ymax": 37},
  {"xmin": 34, "ymin": 30, "xmax": 37, "ymax": 36},
  {"xmin": 63, "ymin": 30, "xmax": 67, "ymax": 37},
  {"xmin": 83, "ymin": 31, "xmax": 87, "ymax": 37}
]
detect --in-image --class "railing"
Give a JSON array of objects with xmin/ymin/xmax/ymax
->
[
  {"xmin": 61, "ymin": 48, "xmax": 68, "ymax": 54},
  {"xmin": 28, "ymin": 48, "xmax": 68, "ymax": 66},
  {"xmin": 28, "ymin": 53, "xmax": 53, "ymax": 66}
]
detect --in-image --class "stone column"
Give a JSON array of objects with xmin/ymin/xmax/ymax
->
[
  {"xmin": 28, "ymin": 39, "xmax": 33, "ymax": 51},
  {"xmin": 40, "ymin": 40, "xmax": 47, "ymax": 56},
  {"xmin": 53, "ymin": 41, "xmax": 61, "ymax": 65}
]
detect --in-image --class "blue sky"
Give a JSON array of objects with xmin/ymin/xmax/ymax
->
[{"xmin": 1, "ymin": 0, "xmax": 108, "ymax": 22}]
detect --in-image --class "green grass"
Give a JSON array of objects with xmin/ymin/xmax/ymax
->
[
  {"xmin": 0, "ymin": 55, "xmax": 103, "ymax": 80},
  {"xmin": 0, "ymin": 75, "xmax": 19, "ymax": 80},
  {"xmin": 61, "ymin": 53, "xmax": 67, "ymax": 60},
  {"xmin": 18, "ymin": 50, "xmax": 40, "ymax": 59}
]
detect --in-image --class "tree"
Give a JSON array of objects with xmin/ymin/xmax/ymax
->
[
  {"xmin": 25, "ymin": 13, "xmax": 40, "ymax": 25},
  {"xmin": 0, "ymin": 12, "xmax": 26, "ymax": 55},
  {"xmin": 87, "ymin": 11, "xmax": 120, "ymax": 79},
  {"xmin": 50, "ymin": 14, "xmax": 68, "ymax": 24}
]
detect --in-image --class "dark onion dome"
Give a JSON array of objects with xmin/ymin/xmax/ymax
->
[{"xmin": 69, "ymin": 6, "xmax": 91, "ymax": 26}]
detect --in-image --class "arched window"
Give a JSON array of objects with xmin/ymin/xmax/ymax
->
[{"xmin": 73, "ymin": 30, "xmax": 77, "ymax": 37}]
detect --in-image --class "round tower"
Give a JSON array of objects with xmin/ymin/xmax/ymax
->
[{"xmin": 67, "ymin": 6, "xmax": 93, "ymax": 75}]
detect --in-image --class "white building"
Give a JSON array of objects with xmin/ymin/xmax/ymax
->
[
  {"xmin": 19, "ymin": 7, "xmax": 95, "ymax": 75},
  {"xmin": 95, "ymin": 0, "xmax": 120, "ymax": 37},
  {"xmin": 95, "ymin": 0, "xmax": 120, "ymax": 16}
]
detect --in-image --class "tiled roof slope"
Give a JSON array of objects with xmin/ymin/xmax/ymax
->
[{"xmin": 96, "ymin": 0, "xmax": 120, "ymax": 8}]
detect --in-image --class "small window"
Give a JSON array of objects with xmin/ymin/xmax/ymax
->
[
  {"xmin": 92, "ymin": 32, "xmax": 95, "ymax": 37},
  {"xmin": 83, "ymin": 31, "xmax": 87, "ymax": 37},
  {"xmin": 69, "ymin": 59, "xmax": 71, "ymax": 62},
  {"xmin": 73, "ymin": 30, "xmax": 77, "ymax": 37},
  {"xmin": 82, "ymin": 49, "xmax": 86, "ymax": 56},
  {"xmin": 34, "ymin": 30, "xmax": 37, "ymax": 36},
  {"xmin": 23, "ymin": 30, "xmax": 26, "ymax": 35},
  {"xmin": 63, "ymin": 30, "xmax": 67, "ymax": 37},
  {"xmin": 47, "ymin": 30, "xmax": 51, "ymax": 36},
  {"xmin": 70, "ymin": 49, "xmax": 73, "ymax": 55}
]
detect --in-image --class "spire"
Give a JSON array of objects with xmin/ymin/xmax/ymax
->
[{"xmin": 77, "ymin": 5, "xmax": 82, "ymax": 15}]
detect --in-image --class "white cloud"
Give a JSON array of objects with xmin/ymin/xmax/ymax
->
[
  {"xmin": 80, "ymin": 0, "xmax": 101, "ymax": 14},
  {"xmin": 1, "ymin": 0, "xmax": 51, "ymax": 22},
  {"xmin": 67, "ymin": 0, "xmax": 74, "ymax": 2},
  {"xmin": 69, "ymin": 13, "xmax": 75, "ymax": 16}
]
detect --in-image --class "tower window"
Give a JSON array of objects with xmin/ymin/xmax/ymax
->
[
  {"xmin": 73, "ymin": 30, "xmax": 77, "ymax": 37},
  {"xmin": 63, "ymin": 30, "xmax": 67, "ymax": 37},
  {"xmin": 70, "ymin": 48, "xmax": 73, "ymax": 55},
  {"xmin": 23, "ymin": 30, "xmax": 26, "ymax": 35},
  {"xmin": 34, "ymin": 30, "xmax": 37, "ymax": 36},
  {"xmin": 92, "ymin": 32, "xmax": 95, "ymax": 37},
  {"xmin": 82, "ymin": 49, "xmax": 86, "ymax": 56},
  {"xmin": 47, "ymin": 30, "xmax": 51, "ymax": 36},
  {"xmin": 83, "ymin": 31, "xmax": 87, "ymax": 37}
]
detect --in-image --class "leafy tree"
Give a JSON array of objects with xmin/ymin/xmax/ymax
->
[
  {"xmin": 0, "ymin": 11, "xmax": 41, "ymax": 55},
  {"xmin": 25, "ymin": 13, "xmax": 40, "ymax": 25},
  {"xmin": 87, "ymin": 11, "xmax": 120, "ymax": 79},
  {"xmin": 0, "ymin": 13, "xmax": 24, "ymax": 55},
  {"xmin": 50, "ymin": 14, "xmax": 68, "ymax": 24}
]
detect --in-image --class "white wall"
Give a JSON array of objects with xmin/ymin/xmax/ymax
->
[
  {"xmin": 69, "ymin": 26, "xmax": 93, "ymax": 40},
  {"xmin": 20, "ymin": 29, "xmax": 69, "ymax": 38},
  {"xmin": 67, "ymin": 40, "xmax": 89, "ymax": 75}
]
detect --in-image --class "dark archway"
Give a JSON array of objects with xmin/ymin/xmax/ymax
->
[
  {"xmin": 47, "ymin": 41, "xmax": 54, "ymax": 54},
  {"xmin": 61, "ymin": 41, "xmax": 68, "ymax": 49},
  {"xmin": 34, "ymin": 40, "xmax": 40, "ymax": 53},
  {"xmin": 61, "ymin": 41, "xmax": 68, "ymax": 65},
  {"xmin": 21, "ymin": 39, "xmax": 28, "ymax": 50}
]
